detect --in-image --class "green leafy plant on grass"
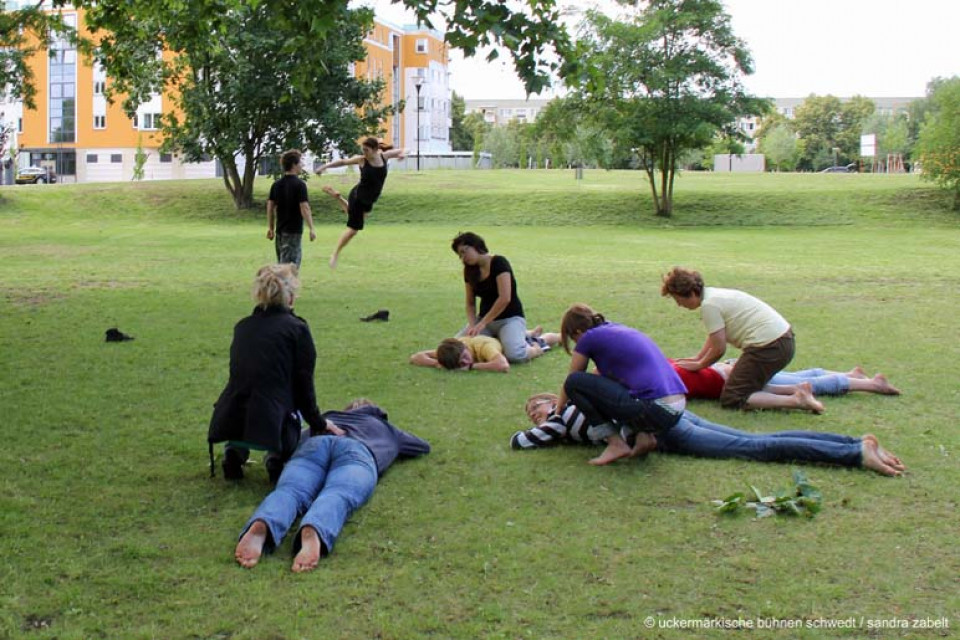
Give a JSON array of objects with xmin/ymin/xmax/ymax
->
[{"xmin": 713, "ymin": 470, "xmax": 822, "ymax": 518}]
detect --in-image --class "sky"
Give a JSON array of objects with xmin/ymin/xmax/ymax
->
[{"xmin": 361, "ymin": 0, "xmax": 960, "ymax": 101}]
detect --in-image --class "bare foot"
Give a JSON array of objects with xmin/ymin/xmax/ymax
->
[
  {"xmin": 861, "ymin": 438, "xmax": 901, "ymax": 476},
  {"xmin": 795, "ymin": 382, "xmax": 825, "ymax": 414},
  {"xmin": 321, "ymin": 186, "xmax": 348, "ymax": 213},
  {"xmin": 235, "ymin": 520, "xmax": 268, "ymax": 569},
  {"xmin": 847, "ymin": 365, "xmax": 868, "ymax": 379},
  {"xmin": 629, "ymin": 432, "xmax": 658, "ymax": 458},
  {"xmin": 529, "ymin": 325, "xmax": 543, "ymax": 338},
  {"xmin": 873, "ymin": 373, "xmax": 901, "ymax": 395},
  {"xmin": 863, "ymin": 434, "xmax": 906, "ymax": 472},
  {"xmin": 589, "ymin": 436, "xmax": 632, "ymax": 466},
  {"xmin": 329, "ymin": 254, "xmax": 338, "ymax": 270},
  {"xmin": 292, "ymin": 526, "xmax": 323, "ymax": 573}
]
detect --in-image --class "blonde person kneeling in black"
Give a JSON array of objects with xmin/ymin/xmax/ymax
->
[{"xmin": 207, "ymin": 264, "xmax": 325, "ymax": 483}]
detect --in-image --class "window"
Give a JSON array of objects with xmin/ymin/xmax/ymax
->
[
  {"xmin": 416, "ymin": 38, "xmax": 427, "ymax": 53},
  {"xmin": 111, "ymin": 154, "xmax": 122, "ymax": 163},
  {"xmin": 17, "ymin": 118, "xmax": 22, "ymax": 133},
  {"xmin": 94, "ymin": 80, "xmax": 106, "ymax": 95},
  {"xmin": 160, "ymin": 153, "xmax": 172, "ymax": 163},
  {"xmin": 86, "ymin": 154, "xmax": 98, "ymax": 163},
  {"xmin": 94, "ymin": 115, "xmax": 105, "ymax": 129},
  {"xmin": 140, "ymin": 113, "xmax": 162, "ymax": 130}
]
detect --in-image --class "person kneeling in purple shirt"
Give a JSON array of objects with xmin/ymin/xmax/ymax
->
[
  {"xmin": 234, "ymin": 399, "xmax": 430, "ymax": 573},
  {"xmin": 555, "ymin": 303, "xmax": 689, "ymax": 466}
]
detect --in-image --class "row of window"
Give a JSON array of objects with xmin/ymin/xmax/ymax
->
[{"xmin": 85, "ymin": 152, "xmax": 173, "ymax": 164}]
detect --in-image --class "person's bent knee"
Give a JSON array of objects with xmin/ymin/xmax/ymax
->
[
  {"xmin": 719, "ymin": 390, "xmax": 747, "ymax": 410},
  {"xmin": 503, "ymin": 342, "xmax": 530, "ymax": 363}
]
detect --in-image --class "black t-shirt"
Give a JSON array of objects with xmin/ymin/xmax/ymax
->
[
  {"xmin": 269, "ymin": 174, "xmax": 309, "ymax": 234},
  {"xmin": 470, "ymin": 255, "xmax": 524, "ymax": 320}
]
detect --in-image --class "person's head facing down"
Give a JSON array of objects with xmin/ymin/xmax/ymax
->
[
  {"xmin": 361, "ymin": 137, "xmax": 393, "ymax": 158},
  {"xmin": 253, "ymin": 263, "xmax": 300, "ymax": 310},
  {"xmin": 451, "ymin": 231, "xmax": 489, "ymax": 283},
  {"xmin": 525, "ymin": 393, "xmax": 558, "ymax": 425},
  {"xmin": 280, "ymin": 149, "xmax": 302, "ymax": 173},
  {"xmin": 661, "ymin": 266, "xmax": 704, "ymax": 309},
  {"xmin": 560, "ymin": 303, "xmax": 606, "ymax": 354},
  {"xmin": 436, "ymin": 338, "xmax": 472, "ymax": 370}
]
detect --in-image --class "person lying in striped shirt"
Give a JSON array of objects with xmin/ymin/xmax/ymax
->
[{"xmin": 510, "ymin": 393, "xmax": 905, "ymax": 476}]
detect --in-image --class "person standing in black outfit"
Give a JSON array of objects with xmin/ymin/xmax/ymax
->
[
  {"xmin": 207, "ymin": 264, "xmax": 324, "ymax": 483},
  {"xmin": 267, "ymin": 149, "xmax": 316, "ymax": 268},
  {"xmin": 315, "ymin": 137, "xmax": 407, "ymax": 269}
]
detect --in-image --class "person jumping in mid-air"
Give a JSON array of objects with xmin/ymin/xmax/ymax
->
[{"xmin": 315, "ymin": 137, "xmax": 407, "ymax": 269}]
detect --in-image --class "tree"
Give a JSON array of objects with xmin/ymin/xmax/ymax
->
[
  {"xmin": 916, "ymin": 76, "xmax": 960, "ymax": 210},
  {"xmin": 449, "ymin": 92, "xmax": 473, "ymax": 151},
  {"xmin": 759, "ymin": 124, "xmax": 798, "ymax": 171},
  {"xmin": 792, "ymin": 94, "xmax": 874, "ymax": 170},
  {"xmin": 79, "ymin": 1, "xmax": 390, "ymax": 208},
  {"xmin": 566, "ymin": 0, "xmax": 767, "ymax": 216}
]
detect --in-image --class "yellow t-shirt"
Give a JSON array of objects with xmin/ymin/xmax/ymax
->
[
  {"xmin": 458, "ymin": 336, "xmax": 503, "ymax": 363},
  {"xmin": 700, "ymin": 287, "xmax": 790, "ymax": 349}
]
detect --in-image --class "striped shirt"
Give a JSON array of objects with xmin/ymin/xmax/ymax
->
[{"xmin": 510, "ymin": 404, "xmax": 603, "ymax": 449}]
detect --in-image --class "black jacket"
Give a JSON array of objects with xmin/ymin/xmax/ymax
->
[{"xmin": 208, "ymin": 305, "xmax": 324, "ymax": 456}]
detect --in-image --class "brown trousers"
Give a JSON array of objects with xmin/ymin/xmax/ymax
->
[{"xmin": 719, "ymin": 330, "xmax": 795, "ymax": 409}]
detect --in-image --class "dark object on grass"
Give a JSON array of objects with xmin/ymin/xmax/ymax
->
[
  {"xmin": 105, "ymin": 328, "xmax": 135, "ymax": 342},
  {"xmin": 360, "ymin": 309, "xmax": 389, "ymax": 322},
  {"xmin": 222, "ymin": 447, "xmax": 245, "ymax": 480}
]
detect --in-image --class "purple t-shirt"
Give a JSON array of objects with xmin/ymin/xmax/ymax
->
[{"xmin": 575, "ymin": 322, "xmax": 688, "ymax": 399}]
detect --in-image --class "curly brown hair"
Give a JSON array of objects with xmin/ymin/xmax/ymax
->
[{"xmin": 660, "ymin": 267, "xmax": 704, "ymax": 298}]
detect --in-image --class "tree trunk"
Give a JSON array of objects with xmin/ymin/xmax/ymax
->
[{"xmin": 218, "ymin": 153, "xmax": 256, "ymax": 210}]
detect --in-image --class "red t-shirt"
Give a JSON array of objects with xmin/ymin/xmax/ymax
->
[{"xmin": 669, "ymin": 360, "xmax": 725, "ymax": 399}]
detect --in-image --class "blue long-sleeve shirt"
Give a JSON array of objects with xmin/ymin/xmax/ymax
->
[{"xmin": 317, "ymin": 404, "xmax": 430, "ymax": 478}]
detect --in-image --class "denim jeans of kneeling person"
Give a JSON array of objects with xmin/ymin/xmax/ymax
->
[
  {"xmin": 564, "ymin": 371, "xmax": 683, "ymax": 441},
  {"xmin": 239, "ymin": 435, "xmax": 377, "ymax": 557}
]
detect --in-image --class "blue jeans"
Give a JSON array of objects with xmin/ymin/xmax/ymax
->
[
  {"xmin": 240, "ymin": 436, "xmax": 377, "ymax": 556},
  {"xmin": 657, "ymin": 411, "xmax": 862, "ymax": 467},
  {"xmin": 564, "ymin": 371, "xmax": 682, "ymax": 438},
  {"xmin": 458, "ymin": 315, "xmax": 529, "ymax": 362},
  {"xmin": 769, "ymin": 369, "xmax": 849, "ymax": 395}
]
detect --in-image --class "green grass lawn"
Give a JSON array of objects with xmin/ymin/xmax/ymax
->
[{"xmin": 1, "ymin": 170, "xmax": 958, "ymax": 639}]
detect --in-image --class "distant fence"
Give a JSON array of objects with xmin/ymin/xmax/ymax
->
[{"xmin": 392, "ymin": 151, "xmax": 491, "ymax": 171}]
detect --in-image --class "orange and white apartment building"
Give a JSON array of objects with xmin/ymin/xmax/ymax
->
[{"xmin": 2, "ymin": 0, "xmax": 452, "ymax": 182}]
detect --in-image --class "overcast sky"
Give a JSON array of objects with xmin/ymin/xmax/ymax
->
[{"xmin": 363, "ymin": 0, "xmax": 959, "ymax": 100}]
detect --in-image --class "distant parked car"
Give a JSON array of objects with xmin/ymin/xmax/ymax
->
[
  {"xmin": 820, "ymin": 163, "xmax": 858, "ymax": 174},
  {"xmin": 15, "ymin": 167, "xmax": 57, "ymax": 184}
]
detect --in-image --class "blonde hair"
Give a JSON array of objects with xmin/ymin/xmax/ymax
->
[
  {"xmin": 253, "ymin": 263, "xmax": 300, "ymax": 309},
  {"xmin": 525, "ymin": 393, "xmax": 559, "ymax": 415},
  {"xmin": 560, "ymin": 303, "xmax": 606, "ymax": 354}
]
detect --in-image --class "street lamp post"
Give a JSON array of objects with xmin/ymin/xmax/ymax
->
[{"xmin": 414, "ymin": 78, "xmax": 423, "ymax": 172}]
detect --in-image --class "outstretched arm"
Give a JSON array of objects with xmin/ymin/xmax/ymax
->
[
  {"xmin": 383, "ymin": 148, "xmax": 408, "ymax": 161},
  {"xmin": 466, "ymin": 272, "xmax": 512, "ymax": 337},
  {"xmin": 315, "ymin": 155, "xmax": 363, "ymax": 174}
]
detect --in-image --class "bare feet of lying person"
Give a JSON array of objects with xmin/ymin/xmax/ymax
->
[
  {"xmin": 863, "ymin": 434, "xmax": 906, "ymax": 473},
  {"xmin": 795, "ymin": 382, "xmax": 825, "ymax": 414},
  {"xmin": 292, "ymin": 526, "xmax": 325, "ymax": 573},
  {"xmin": 847, "ymin": 365, "xmax": 868, "ymax": 379},
  {"xmin": 860, "ymin": 436, "xmax": 904, "ymax": 476},
  {"xmin": 872, "ymin": 373, "xmax": 901, "ymax": 395},
  {"xmin": 589, "ymin": 435, "xmax": 633, "ymax": 466},
  {"xmin": 235, "ymin": 520, "xmax": 268, "ymax": 568}
]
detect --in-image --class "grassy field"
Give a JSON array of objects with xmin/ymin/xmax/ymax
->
[{"xmin": 1, "ymin": 170, "xmax": 958, "ymax": 639}]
